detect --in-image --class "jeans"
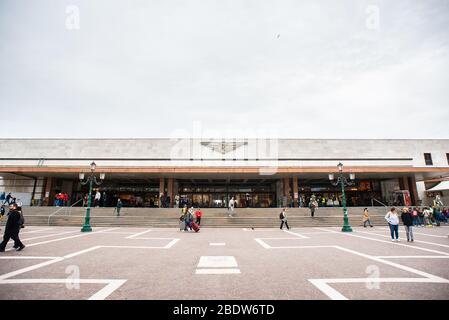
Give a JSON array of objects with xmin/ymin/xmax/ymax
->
[
  {"xmin": 413, "ymin": 216, "xmax": 420, "ymax": 226},
  {"xmin": 389, "ymin": 224, "xmax": 399, "ymax": 240},
  {"xmin": 404, "ymin": 225, "xmax": 413, "ymax": 241},
  {"xmin": 363, "ymin": 219, "xmax": 372, "ymax": 227}
]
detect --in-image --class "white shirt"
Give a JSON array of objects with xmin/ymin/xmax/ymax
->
[{"xmin": 385, "ymin": 211, "xmax": 399, "ymax": 225}]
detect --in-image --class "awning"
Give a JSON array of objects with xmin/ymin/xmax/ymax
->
[{"xmin": 427, "ymin": 180, "xmax": 449, "ymax": 191}]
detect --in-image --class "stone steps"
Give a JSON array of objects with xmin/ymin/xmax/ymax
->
[
  {"xmin": 1, "ymin": 206, "xmax": 390, "ymax": 228},
  {"xmin": 19, "ymin": 213, "xmax": 388, "ymax": 228}
]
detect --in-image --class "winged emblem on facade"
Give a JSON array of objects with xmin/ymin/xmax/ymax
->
[{"xmin": 200, "ymin": 141, "xmax": 247, "ymax": 155}]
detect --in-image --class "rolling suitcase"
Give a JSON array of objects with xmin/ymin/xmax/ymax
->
[{"xmin": 191, "ymin": 222, "xmax": 200, "ymax": 232}]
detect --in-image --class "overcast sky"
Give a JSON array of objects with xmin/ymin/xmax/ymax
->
[{"xmin": 0, "ymin": 0, "xmax": 448, "ymax": 139}]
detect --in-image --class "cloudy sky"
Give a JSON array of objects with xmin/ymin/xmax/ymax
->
[{"xmin": 0, "ymin": 0, "xmax": 448, "ymax": 139}]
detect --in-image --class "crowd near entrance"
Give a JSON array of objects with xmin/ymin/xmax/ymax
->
[{"xmin": 45, "ymin": 177, "xmax": 386, "ymax": 208}]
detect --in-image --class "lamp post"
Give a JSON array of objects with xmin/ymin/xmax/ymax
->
[
  {"xmin": 79, "ymin": 162, "xmax": 105, "ymax": 232},
  {"xmin": 329, "ymin": 162, "xmax": 355, "ymax": 232}
]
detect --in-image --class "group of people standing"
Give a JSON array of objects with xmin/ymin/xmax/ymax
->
[
  {"xmin": 54, "ymin": 192, "xmax": 69, "ymax": 207},
  {"xmin": 385, "ymin": 207, "xmax": 414, "ymax": 242}
]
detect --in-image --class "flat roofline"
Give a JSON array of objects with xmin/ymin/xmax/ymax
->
[{"xmin": 0, "ymin": 138, "xmax": 449, "ymax": 141}]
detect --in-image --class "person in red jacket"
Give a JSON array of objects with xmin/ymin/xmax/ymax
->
[{"xmin": 195, "ymin": 208, "xmax": 203, "ymax": 226}]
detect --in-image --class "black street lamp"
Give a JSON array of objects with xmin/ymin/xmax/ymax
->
[
  {"xmin": 79, "ymin": 161, "xmax": 105, "ymax": 232},
  {"xmin": 329, "ymin": 162, "xmax": 355, "ymax": 232}
]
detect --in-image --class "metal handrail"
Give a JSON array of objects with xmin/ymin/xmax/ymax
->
[
  {"xmin": 67, "ymin": 198, "xmax": 84, "ymax": 215},
  {"xmin": 371, "ymin": 198, "xmax": 388, "ymax": 208},
  {"xmin": 47, "ymin": 198, "xmax": 84, "ymax": 225}
]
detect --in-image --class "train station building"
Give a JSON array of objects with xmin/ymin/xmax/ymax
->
[{"xmin": 1, "ymin": 138, "xmax": 449, "ymax": 208}]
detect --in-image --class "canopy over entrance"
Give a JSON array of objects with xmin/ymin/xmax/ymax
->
[{"xmin": 427, "ymin": 180, "xmax": 449, "ymax": 192}]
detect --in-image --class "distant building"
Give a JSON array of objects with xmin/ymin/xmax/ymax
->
[{"xmin": 1, "ymin": 138, "xmax": 448, "ymax": 207}]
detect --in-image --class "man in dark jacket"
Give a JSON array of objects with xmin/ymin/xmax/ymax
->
[
  {"xmin": 0, "ymin": 204, "xmax": 25, "ymax": 252},
  {"xmin": 401, "ymin": 207, "xmax": 414, "ymax": 242}
]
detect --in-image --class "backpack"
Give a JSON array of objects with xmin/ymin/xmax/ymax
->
[
  {"xmin": 18, "ymin": 211, "xmax": 25, "ymax": 226},
  {"xmin": 279, "ymin": 212, "xmax": 284, "ymax": 220}
]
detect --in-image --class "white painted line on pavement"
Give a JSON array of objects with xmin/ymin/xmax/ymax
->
[
  {"xmin": 196, "ymin": 269, "xmax": 241, "ymax": 275},
  {"xmin": 0, "ymin": 258, "xmax": 64, "ymax": 280},
  {"xmin": 255, "ymin": 238, "xmax": 271, "ymax": 249},
  {"xmin": 5, "ymin": 227, "xmax": 119, "ymax": 252},
  {"xmin": 126, "ymin": 229, "xmax": 152, "ymax": 239},
  {"xmin": 0, "ymin": 256, "xmax": 59, "ymax": 260},
  {"xmin": 308, "ymin": 279, "xmax": 348, "ymax": 300},
  {"xmin": 210, "ymin": 243, "xmax": 226, "ymax": 246},
  {"xmin": 64, "ymin": 246, "xmax": 102, "ymax": 259},
  {"xmin": 88, "ymin": 279, "xmax": 127, "ymax": 300},
  {"xmin": 21, "ymin": 230, "xmax": 80, "ymax": 242},
  {"xmin": 283, "ymin": 230, "xmax": 309, "ymax": 239},
  {"xmin": 0, "ymin": 278, "xmax": 127, "ymax": 300},
  {"xmin": 197, "ymin": 256, "xmax": 238, "ymax": 268},
  {"xmin": 377, "ymin": 227, "xmax": 449, "ymax": 238},
  {"xmin": 309, "ymin": 277, "xmax": 449, "ymax": 300},
  {"xmin": 334, "ymin": 245, "xmax": 447, "ymax": 281},
  {"xmin": 354, "ymin": 230, "xmax": 449, "ymax": 249},
  {"xmin": 164, "ymin": 238, "xmax": 180, "ymax": 249},
  {"xmin": 314, "ymin": 228, "xmax": 449, "ymax": 256},
  {"xmin": 20, "ymin": 228, "xmax": 55, "ymax": 234},
  {"xmin": 376, "ymin": 256, "xmax": 449, "ymax": 259}
]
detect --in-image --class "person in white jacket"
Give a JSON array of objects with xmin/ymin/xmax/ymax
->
[{"xmin": 385, "ymin": 207, "xmax": 400, "ymax": 242}]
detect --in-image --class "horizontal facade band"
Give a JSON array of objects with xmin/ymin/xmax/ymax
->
[
  {"xmin": 0, "ymin": 158, "xmax": 414, "ymax": 161},
  {"xmin": 0, "ymin": 166, "xmax": 448, "ymax": 173}
]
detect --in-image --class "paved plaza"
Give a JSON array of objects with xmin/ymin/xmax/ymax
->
[{"xmin": 0, "ymin": 225, "xmax": 448, "ymax": 300}]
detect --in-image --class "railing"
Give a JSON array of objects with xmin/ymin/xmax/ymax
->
[
  {"xmin": 371, "ymin": 198, "xmax": 388, "ymax": 208},
  {"xmin": 47, "ymin": 198, "xmax": 84, "ymax": 225}
]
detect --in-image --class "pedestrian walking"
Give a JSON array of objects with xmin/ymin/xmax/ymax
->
[
  {"xmin": 174, "ymin": 194, "xmax": 180, "ymax": 208},
  {"xmin": 115, "ymin": 199, "xmax": 123, "ymax": 217},
  {"xmin": 362, "ymin": 208, "xmax": 373, "ymax": 227},
  {"xmin": 401, "ymin": 207, "xmax": 414, "ymax": 242},
  {"xmin": 94, "ymin": 191, "xmax": 101, "ymax": 207},
  {"xmin": 4, "ymin": 193, "xmax": 12, "ymax": 206},
  {"xmin": 228, "ymin": 197, "xmax": 236, "ymax": 217},
  {"xmin": 184, "ymin": 207, "xmax": 194, "ymax": 231},
  {"xmin": 385, "ymin": 207, "xmax": 400, "ymax": 242},
  {"xmin": 195, "ymin": 208, "xmax": 203, "ymax": 226},
  {"xmin": 279, "ymin": 208, "xmax": 290, "ymax": 230},
  {"xmin": 309, "ymin": 195, "xmax": 318, "ymax": 218},
  {"xmin": 0, "ymin": 204, "xmax": 25, "ymax": 252},
  {"xmin": 0, "ymin": 206, "xmax": 5, "ymax": 231}
]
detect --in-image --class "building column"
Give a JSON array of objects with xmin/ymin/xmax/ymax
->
[
  {"xmin": 283, "ymin": 177, "xmax": 291, "ymax": 207},
  {"xmin": 159, "ymin": 177, "xmax": 165, "ymax": 208},
  {"xmin": 408, "ymin": 176, "xmax": 419, "ymax": 206},
  {"xmin": 292, "ymin": 176, "xmax": 299, "ymax": 207},
  {"xmin": 167, "ymin": 178, "xmax": 174, "ymax": 208},
  {"xmin": 276, "ymin": 179, "xmax": 283, "ymax": 208},
  {"xmin": 43, "ymin": 177, "xmax": 54, "ymax": 206}
]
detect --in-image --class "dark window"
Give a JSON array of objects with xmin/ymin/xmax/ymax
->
[
  {"xmin": 447, "ymin": 153, "xmax": 449, "ymax": 165},
  {"xmin": 424, "ymin": 153, "xmax": 433, "ymax": 166}
]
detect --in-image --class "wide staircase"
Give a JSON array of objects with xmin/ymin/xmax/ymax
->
[{"xmin": 7, "ymin": 206, "xmax": 389, "ymax": 228}]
